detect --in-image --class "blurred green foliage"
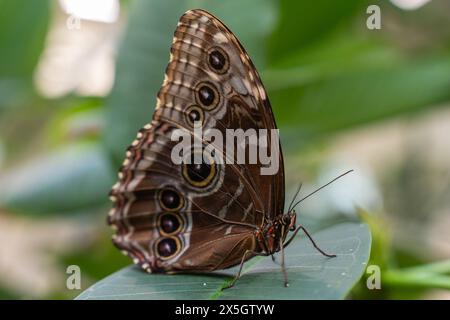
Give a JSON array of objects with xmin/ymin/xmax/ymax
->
[
  {"xmin": 0, "ymin": 0, "xmax": 50, "ymax": 108},
  {"xmin": 0, "ymin": 0, "xmax": 449, "ymax": 299}
]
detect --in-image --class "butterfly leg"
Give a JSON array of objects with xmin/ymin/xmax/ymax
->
[
  {"xmin": 223, "ymin": 250, "xmax": 259, "ymax": 290},
  {"xmin": 279, "ymin": 237, "xmax": 289, "ymax": 287},
  {"xmin": 271, "ymin": 254, "xmax": 279, "ymax": 264},
  {"xmin": 298, "ymin": 225, "xmax": 336, "ymax": 258}
]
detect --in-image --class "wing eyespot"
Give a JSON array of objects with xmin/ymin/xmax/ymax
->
[
  {"xmin": 195, "ymin": 82, "xmax": 220, "ymax": 110},
  {"xmin": 182, "ymin": 151, "xmax": 216, "ymax": 187},
  {"xmin": 159, "ymin": 188, "xmax": 184, "ymax": 211},
  {"xmin": 185, "ymin": 105, "xmax": 204, "ymax": 127},
  {"xmin": 207, "ymin": 47, "xmax": 229, "ymax": 74},
  {"xmin": 155, "ymin": 236, "xmax": 181, "ymax": 260},
  {"xmin": 158, "ymin": 213, "xmax": 183, "ymax": 235}
]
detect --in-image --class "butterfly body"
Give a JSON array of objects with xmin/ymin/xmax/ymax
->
[
  {"xmin": 108, "ymin": 9, "xmax": 335, "ymax": 286},
  {"xmin": 256, "ymin": 213, "xmax": 297, "ymax": 255}
]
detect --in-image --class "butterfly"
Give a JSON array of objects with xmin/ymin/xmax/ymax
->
[{"xmin": 108, "ymin": 8, "xmax": 338, "ymax": 288}]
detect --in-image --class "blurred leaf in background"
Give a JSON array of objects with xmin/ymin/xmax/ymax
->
[
  {"xmin": 0, "ymin": 0, "xmax": 50, "ymax": 109},
  {"xmin": 0, "ymin": 143, "xmax": 114, "ymax": 215}
]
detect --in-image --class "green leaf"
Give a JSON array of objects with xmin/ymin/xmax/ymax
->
[
  {"xmin": 103, "ymin": 0, "xmax": 276, "ymax": 166},
  {"xmin": 0, "ymin": 143, "xmax": 115, "ymax": 215},
  {"xmin": 76, "ymin": 222, "xmax": 371, "ymax": 300},
  {"xmin": 383, "ymin": 259, "xmax": 450, "ymax": 290},
  {"xmin": 0, "ymin": 0, "xmax": 50, "ymax": 76},
  {"xmin": 0, "ymin": 0, "xmax": 50, "ymax": 108},
  {"xmin": 271, "ymin": 56, "xmax": 450, "ymax": 136},
  {"xmin": 267, "ymin": 0, "xmax": 367, "ymax": 62}
]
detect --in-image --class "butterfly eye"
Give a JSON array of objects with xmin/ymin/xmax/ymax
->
[
  {"xmin": 185, "ymin": 105, "xmax": 204, "ymax": 127},
  {"xmin": 182, "ymin": 152, "xmax": 216, "ymax": 187},
  {"xmin": 159, "ymin": 213, "xmax": 183, "ymax": 235},
  {"xmin": 208, "ymin": 47, "xmax": 229, "ymax": 73},
  {"xmin": 195, "ymin": 82, "xmax": 220, "ymax": 110},
  {"xmin": 155, "ymin": 237, "xmax": 181, "ymax": 259},
  {"xmin": 159, "ymin": 188, "xmax": 183, "ymax": 211}
]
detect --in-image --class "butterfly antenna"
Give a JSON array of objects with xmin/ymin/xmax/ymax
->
[
  {"xmin": 290, "ymin": 170, "xmax": 354, "ymax": 211},
  {"xmin": 287, "ymin": 183, "xmax": 303, "ymax": 212}
]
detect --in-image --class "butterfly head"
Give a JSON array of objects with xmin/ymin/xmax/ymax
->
[
  {"xmin": 284, "ymin": 210, "xmax": 297, "ymax": 232},
  {"xmin": 278, "ymin": 211, "xmax": 297, "ymax": 249}
]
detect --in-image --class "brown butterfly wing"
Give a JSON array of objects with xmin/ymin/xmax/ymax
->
[
  {"xmin": 109, "ymin": 121, "xmax": 261, "ymax": 272},
  {"xmin": 160, "ymin": 9, "xmax": 284, "ymax": 218},
  {"xmin": 108, "ymin": 9, "xmax": 284, "ymax": 273}
]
